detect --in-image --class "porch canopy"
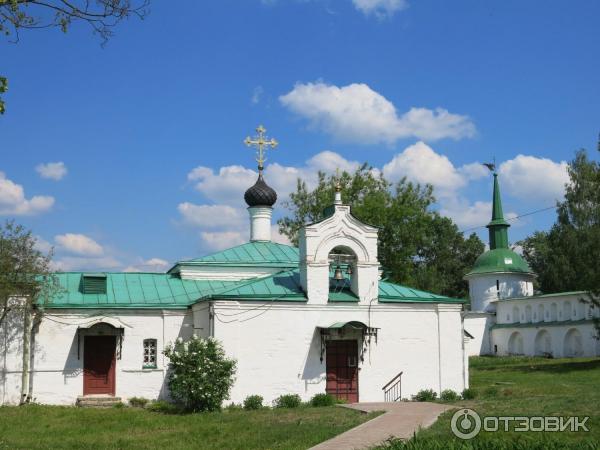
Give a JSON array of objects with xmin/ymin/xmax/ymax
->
[{"xmin": 317, "ymin": 321, "xmax": 379, "ymax": 362}]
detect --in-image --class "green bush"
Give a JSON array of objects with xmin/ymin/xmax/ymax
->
[
  {"xmin": 243, "ymin": 395, "xmax": 264, "ymax": 410},
  {"xmin": 146, "ymin": 400, "xmax": 184, "ymax": 414},
  {"xmin": 483, "ymin": 386, "xmax": 499, "ymax": 398},
  {"xmin": 128, "ymin": 397, "xmax": 149, "ymax": 408},
  {"xmin": 274, "ymin": 394, "xmax": 302, "ymax": 408},
  {"xmin": 112, "ymin": 402, "xmax": 125, "ymax": 409},
  {"xmin": 310, "ymin": 393, "xmax": 336, "ymax": 407},
  {"xmin": 412, "ymin": 389, "xmax": 437, "ymax": 402},
  {"xmin": 439, "ymin": 389, "xmax": 460, "ymax": 402},
  {"xmin": 461, "ymin": 388, "xmax": 477, "ymax": 400},
  {"xmin": 163, "ymin": 336, "xmax": 237, "ymax": 412}
]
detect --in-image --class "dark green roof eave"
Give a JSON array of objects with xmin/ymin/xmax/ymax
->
[
  {"xmin": 44, "ymin": 304, "xmax": 191, "ymax": 310},
  {"xmin": 378, "ymin": 297, "xmax": 465, "ymax": 304},
  {"xmin": 492, "ymin": 318, "xmax": 594, "ymax": 329}
]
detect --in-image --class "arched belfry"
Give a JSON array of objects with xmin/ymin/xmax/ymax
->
[{"xmin": 299, "ymin": 180, "xmax": 379, "ymax": 304}]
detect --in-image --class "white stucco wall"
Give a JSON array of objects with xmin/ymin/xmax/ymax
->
[
  {"xmin": 464, "ymin": 313, "xmax": 494, "ymax": 356},
  {"xmin": 210, "ymin": 301, "xmax": 467, "ymax": 405},
  {"xmin": 468, "ymin": 273, "xmax": 534, "ymax": 313},
  {"xmin": 0, "ymin": 309, "xmax": 193, "ymax": 405}
]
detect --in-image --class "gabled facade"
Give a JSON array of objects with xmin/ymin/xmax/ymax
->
[{"xmin": 1, "ymin": 154, "xmax": 470, "ymax": 406}]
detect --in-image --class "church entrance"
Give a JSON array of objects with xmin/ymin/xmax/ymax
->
[
  {"xmin": 326, "ymin": 340, "xmax": 359, "ymax": 403},
  {"xmin": 83, "ymin": 335, "xmax": 116, "ymax": 395}
]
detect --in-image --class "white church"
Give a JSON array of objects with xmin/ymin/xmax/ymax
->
[
  {"xmin": 0, "ymin": 127, "xmax": 469, "ymax": 406},
  {"xmin": 464, "ymin": 172, "xmax": 600, "ymax": 358}
]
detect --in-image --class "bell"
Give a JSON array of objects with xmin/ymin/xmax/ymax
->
[
  {"xmin": 334, "ymin": 265, "xmax": 344, "ymax": 280},
  {"xmin": 346, "ymin": 264, "xmax": 353, "ymax": 275}
]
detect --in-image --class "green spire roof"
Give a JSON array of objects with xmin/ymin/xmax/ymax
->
[
  {"xmin": 466, "ymin": 172, "xmax": 533, "ymax": 278},
  {"xmin": 487, "ymin": 173, "xmax": 510, "ymax": 250}
]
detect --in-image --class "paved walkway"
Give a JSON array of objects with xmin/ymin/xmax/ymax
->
[{"xmin": 309, "ymin": 402, "xmax": 453, "ymax": 450}]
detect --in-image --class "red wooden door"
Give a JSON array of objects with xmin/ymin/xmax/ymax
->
[
  {"xmin": 326, "ymin": 340, "xmax": 359, "ymax": 403},
  {"xmin": 83, "ymin": 335, "xmax": 116, "ymax": 395}
]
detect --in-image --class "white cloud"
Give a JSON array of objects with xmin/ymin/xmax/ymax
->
[
  {"xmin": 383, "ymin": 141, "xmax": 466, "ymax": 194},
  {"xmin": 188, "ymin": 165, "xmax": 257, "ymax": 204},
  {"xmin": 187, "ymin": 151, "xmax": 360, "ymax": 208},
  {"xmin": 352, "ymin": 0, "xmax": 408, "ymax": 17},
  {"xmin": 35, "ymin": 162, "xmax": 67, "ymax": 181},
  {"xmin": 279, "ymin": 82, "xmax": 475, "ymax": 144},
  {"xmin": 0, "ymin": 172, "xmax": 55, "ymax": 215},
  {"xmin": 34, "ymin": 236, "xmax": 53, "ymax": 253},
  {"xmin": 499, "ymin": 155, "xmax": 569, "ymax": 204},
  {"xmin": 52, "ymin": 256, "xmax": 121, "ymax": 272},
  {"xmin": 123, "ymin": 257, "xmax": 170, "ymax": 273},
  {"xmin": 440, "ymin": 200, "xmax": 493, "ymax": 230},
  {"xmin": 251, "ymin": 86, "xmax": 264, "ymax": 104},
  {"xmin": 55, "ymin": 233, "xmax": 104, "ymax": 256},
  {"xmin": 177, "ymin": 203, "xmax": 246, "ymax": 229},
  {"xmin": 459, "ymin": 162, "xmax": 490, "ymax": 181},
  {"xmin": 200, "ymin": 231, "xmax": 246, "ymax": 251}
]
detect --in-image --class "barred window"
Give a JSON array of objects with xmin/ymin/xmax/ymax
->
[{"xmin": 143, "ymin": 339, "xmax": 157, "ymax": 368}]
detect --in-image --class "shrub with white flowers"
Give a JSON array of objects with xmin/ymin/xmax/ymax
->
[{"xmin": 163, "ymin": 336, "xmax": 237, "ymax": 412}]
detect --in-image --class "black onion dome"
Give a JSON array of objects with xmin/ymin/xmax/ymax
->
[{"xmin": 244, "ymin": 173, "xmax": 277, "ymax": 207}]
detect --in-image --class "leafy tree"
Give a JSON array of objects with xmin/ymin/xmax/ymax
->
[
  {"xmin": 0, "ymin": 220, "xmax": 59, "ymax": 328},
  {"xmin": 278, "ymin": 165, "xmax": 484, "ymax": 298},
  {"xmin": 520, "ymin": 145, "xmax": 600, "ymax": 332},
  {"xmin": 0, "ymin": 76, "xmax": 6, "ymax": 114},
  {"xmin": 1, "ymin": 0, "xmax": 148, "ymax": 114},
  {"xmin": 163, "ymin": 336, "xmax": 237, "ymax": 412}
]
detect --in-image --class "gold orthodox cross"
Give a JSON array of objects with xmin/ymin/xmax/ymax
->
[{"xmin": 244, "ymin": 125, "xmax": 278, "ymax": 171}]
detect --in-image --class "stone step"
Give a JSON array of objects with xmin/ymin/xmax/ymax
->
[{"xmin": 76, "ymin": 396, "xmax": 122, "ymax": 407}]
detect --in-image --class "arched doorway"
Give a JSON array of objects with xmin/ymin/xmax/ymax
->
[
  {"xmin": 534, "ymin": 330, "xmax": 552, "ymax": 356},
  {"xmin": 563, "ymin": 329, "xmax": 583, "ymax": 357},
  {"xmin": 508, "ymin": 331, "xmax": 524, "ymax": 355}
]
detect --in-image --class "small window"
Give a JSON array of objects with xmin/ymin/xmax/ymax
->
[{"xmin": 143, "ymin": 339, "xmax": 157, "ymax": 368}]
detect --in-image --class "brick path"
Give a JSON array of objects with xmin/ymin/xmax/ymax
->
[{"xmin": 309, "ymin": 402, "xmax": 453, "ymax": 450}]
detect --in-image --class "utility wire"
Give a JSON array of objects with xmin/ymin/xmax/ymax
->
[{"xmin": 459, "ymin": 205, "xmax": 557, "ymax": 234}]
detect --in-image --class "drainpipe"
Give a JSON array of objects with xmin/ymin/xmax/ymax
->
[{"xmin": 20, "ymin": 306, "xmax": 32, "ymax": 404}]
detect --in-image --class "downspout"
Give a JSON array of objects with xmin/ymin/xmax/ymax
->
[
  {"xmin": 436, "ymin": 305, "xmax": 442, "ymax": 394},
  {"xmin": 20, "ymin": 306, "xmax": 32, "ymax": 404}
]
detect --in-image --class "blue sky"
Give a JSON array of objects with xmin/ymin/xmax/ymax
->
[{"xmin": 1, "ymin": 0, "xmax": 599, "ymax": 272}]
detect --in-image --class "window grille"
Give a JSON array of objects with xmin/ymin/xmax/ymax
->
[{"xmin": 143, "ymin": 339, "xmax": 157, "ymax": 368}]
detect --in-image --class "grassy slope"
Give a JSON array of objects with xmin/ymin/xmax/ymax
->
[
  {"xmin": 0, "ymin": 405, "xmax": 378, "ymax": 450},
  {"xmin": 383, "ymin": 356, "xmax": 600, "ymax": 449}
]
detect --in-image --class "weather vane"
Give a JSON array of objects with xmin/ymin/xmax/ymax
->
[
  {"xmin": 482, "ymin": 157, "xmax": 496, "ymax": 173},
  {"xmin": 244, "ymin": 125, "xmax": 278, "ymax": 172}
]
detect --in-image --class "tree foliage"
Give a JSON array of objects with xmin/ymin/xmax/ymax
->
[
  {"xmin": 519, "ymin": 145, "xmax": 600, "ymax": 324},
  {"xmin": 0, "ymin": 220, "xmax": 59, "ymax": 328},
  {"xmin": 278, "ymin": 165, "xmax": 484, "ymax": 298},
  {"xmin": 1, "ymin": 0, "xmax": 148, "ymax": 114},
  {"xmin": 163, "ymin": 336, "xmax": 237, "ymax": 412},
  {"xmin": 0, "ymin": 0, "xmax": 148, "ymax": 43}
]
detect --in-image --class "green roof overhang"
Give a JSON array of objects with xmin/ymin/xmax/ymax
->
[{"xmin": 319, "ymin": 320, "xmax": 369, "ymax": 329}]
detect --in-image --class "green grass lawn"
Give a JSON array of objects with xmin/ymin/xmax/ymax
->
[
  {"xmin": 382, "ymin": 356, "xmax": 600, "ymax": 450},
  {"xmin": 0, "ymin": 404, "xmax": 378, "ymax": 450}
]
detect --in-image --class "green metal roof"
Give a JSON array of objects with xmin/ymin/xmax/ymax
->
[
  {"xmin": 208, "ymin": 270, "xmax": 462, "ymax": 303},
  {"xmin": 44, "ymin": 272, "xmax": 242, "ymax": 309},
  {"xmin": 171, "ymin": 242, "xmax": 299, "ymax": 270},
  {"xmin": 378, "ymin": 280, "xmax": 464, "ymax": 303},
  {"xmin": 208, "ymin": 270, "xmax": 306, "ymax": 301},
  {"xmin": 465, "ymin": 248, "xmax": 533, "ymax": 277}
]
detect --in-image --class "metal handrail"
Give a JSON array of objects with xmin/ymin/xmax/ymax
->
[
  {"xmin": 382, "ymin": 371, "xmax": 403, "ymax": 402},
  {"xmin": 382, "ymin": 371, "xmax": 403, "ymax": 391}
]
